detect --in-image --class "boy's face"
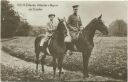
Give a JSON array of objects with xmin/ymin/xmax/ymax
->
[{"xmin": 49, "ymin": 16, "xmax": 55, "ymax": 21}]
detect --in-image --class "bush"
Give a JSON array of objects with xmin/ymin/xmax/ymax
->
[
  {"xmin": 29, "ymin": 26, "xmax": 46, "ymax": 36},
  {"xmin": 108, "ymin": 20, "xmax": 127, "ymax": 37},
  {"xmin": 1, "ymin": 0, "xmax": 20, "ymax": 38},
  {"xmin": 15, "ymin": 21, "xmax": 32, "ymax": 36}
]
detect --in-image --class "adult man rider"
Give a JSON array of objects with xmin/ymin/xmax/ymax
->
[
  {"xmin": 67, "ymin": 5, "xmax": 83, "ymax": 54},
  {"xmin": 40, "ymin": 14, "xmax": 57, "ymax": 55}
]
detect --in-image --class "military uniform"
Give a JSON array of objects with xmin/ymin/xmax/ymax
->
[{"xmin": 67, "ymin": 13, "xmax": 82, "ymax": 40}]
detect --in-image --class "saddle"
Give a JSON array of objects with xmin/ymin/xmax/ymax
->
[
  {"xmin": 64, "ymin": 33, "xmax": 72, "ymax": 42},
  {"xmin": 40, "ymin": 34, "xmax": 53, "ymax": 47}
]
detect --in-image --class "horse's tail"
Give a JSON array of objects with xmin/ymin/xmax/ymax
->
[
  {"xmin": 34, "ymin": 36, "xmax": 42, "ymax": 53},
  {"xmin": 35, "ymin": 35, "xmax": 43, "ymax": 71}
]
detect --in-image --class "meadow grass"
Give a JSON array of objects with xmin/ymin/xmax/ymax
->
[{"xmin": 2, "ymin": 36, "xmax": 127, "ymax": 80}]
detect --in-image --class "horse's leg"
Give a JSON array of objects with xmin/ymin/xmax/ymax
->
[
  {"xmin": 82, "ymin": 50, "xmax": 91, "ymax": 78},
  {"xmin": 41, "ymin": 54, "xmax": 46, "ymax": 73},
  {"xmin": 58, "ymin": 56, "xmax": 63, "ymax": 77},
  {"xmin": 65, "ymin": 42, "xmax": 75, "ymax": 51},
  {"xmin": 53, "ymin": 57, "xmax": 57, "ymax": 78},
  {"xmin": 35, "ymin": 50, "xmax": 40, "ymax": 74}
]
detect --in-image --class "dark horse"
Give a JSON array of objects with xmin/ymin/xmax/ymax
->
[
  {"xmin": 35, "ymin": 18, "xmax": 67, "ymax": 77},
  {"xmin": 66, "ymin": 14, "xmax": 108, "ymax": 78}
]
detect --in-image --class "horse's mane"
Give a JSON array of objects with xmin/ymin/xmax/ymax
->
[
  {"xmin": 52, "ymin": 20, "xmax": 63, "ymax": 36},
  {"xmin": 81, "ymin": 18, "xmax": 97, "ymax": 39},
  {"xmin": 57, "ymin": 20, "xmax": 64, "ymax": 30},
  {"xmin": 84, "ymin": 18, "xmax": 97, "ymax": 31},
  {"xmin": 83, "ymin": 18, "xmax": 96, "ymax": 32},
  {"xmin": 53, "ymin": 20, "xmax": 66, "ymax": 43}
]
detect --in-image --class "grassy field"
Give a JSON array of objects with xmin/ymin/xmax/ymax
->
[
  {"xmin": 1, "ymin": 63, "xmax": 68, "ymax": 81},
  {"xmin": 2, "ymin": 36, "xmax": 127, "ymax": 80},
  {"xmin": 1, "ymin": 63, "xmax": 122, "ymax": 81},
  {"xmin": 1, "ymin": 50, "xmax": 124, "ymax": 81}
]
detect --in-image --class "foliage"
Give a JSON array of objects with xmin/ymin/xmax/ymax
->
[
  {"xmin": 1, "ymin": 0, "xmax": 33, "ymax": 37},
  {"xmin": 15, "ymin": 21, "xmax": 32, "ymax": 36},
  {"xmin": 108, "ymin": 20, "xmax": 127, "ymax": 37},
  {"xmin": 29, "ymin": 26, "xmax": 46, "ymax": 36},
  {"xmin": 2, "ymin": 37, "xmax": 127, "ymax": 80},
  {"xmin": 1, "ymin": 0, "xmax": 20, "ymax": 38}
]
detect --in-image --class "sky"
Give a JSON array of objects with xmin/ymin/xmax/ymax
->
[{"xmin": 9, "ymin": 1, "xmax": 127, "ymax": 27}]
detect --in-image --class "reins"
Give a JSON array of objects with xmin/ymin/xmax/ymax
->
[{"xmin": 64, "ymin": 17, "xmax": 71, "ymax": 37}]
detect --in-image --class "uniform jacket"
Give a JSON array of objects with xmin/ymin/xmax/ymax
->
[{"xmin": 67, "ymin": 13, "xmax": 82, "ymax": 32}]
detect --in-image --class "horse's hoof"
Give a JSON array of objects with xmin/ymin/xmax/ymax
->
[
  {"xmin": 58, "ymin": 71, "xmax": 64, "ymax": 74},
  {"xmin": 61, "ymin": 71, "xmax": 64, "ymax": 74},
  {"xmin": 36, "ymin": 70, "xmax": 38, "ymax": 74},
  {"xmin": 42, "ymin": 71, "xmax": 44, "ymax": 74},
  {"xmin": 83, "ymin": 74, "xmax": 89, "ymax": 78},
  {"xmin": 53, "ymin": 76, "xmax": 56, "ymax": 79},
  {"xmin": 58, "ymin": 76, "xmax": 63, "ymax": 81}
]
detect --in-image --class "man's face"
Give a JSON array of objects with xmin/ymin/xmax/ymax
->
[
  {"xmin": 73, "ymin": 7, "xmax": 78, "ymax": 14},
  {"xmin": 49, "ymin": 16, "xmax": 55, "ymax": 21}
]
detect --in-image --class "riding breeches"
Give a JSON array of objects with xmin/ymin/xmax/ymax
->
[
  {"xmin": 40, "ymin": 34, "xmax": 51, "ymax": 46},
  {"xmin": 69, "ymin": 31, "xmax": 79, "ymax": 41}
]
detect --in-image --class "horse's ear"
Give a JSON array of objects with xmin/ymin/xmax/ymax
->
[
  {"xmin": 98, "ymin": 14, "xmax": 102, "ymax": 20},
  {"xmin": 63, "ymin": 17, "xmax": 67, "ymax": 22},
  {"xmin": 58, "ymin": 17, "xmax": 60, "ymax": 21},
  {"xmin": 63, "ymin": 17, "xmax": 66, "ymax": 20}
]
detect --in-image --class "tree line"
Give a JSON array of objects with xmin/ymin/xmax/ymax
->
[
  {"xmin": 1, "ymin": 0, "xmax": 32, "ymax": 38},
  {"xmin": 1, "ymin": 0, "xmax": 127, "ymax": 38},
  {"xmin": 108, "ymin": 20, "xmax": 127, "ymax": 37}
]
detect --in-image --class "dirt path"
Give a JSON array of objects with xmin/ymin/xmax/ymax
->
[
  {"xmin": 1, "ymin": 50, "xmax": 56, "ymax": 74},
  {"xmin": 1, "ymin": 50, "xmax": 123, "ymax": 81}
]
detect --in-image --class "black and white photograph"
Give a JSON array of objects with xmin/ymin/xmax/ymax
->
[{"xmin": 1, "ymin": 0, "xmax": 127, "ymax": 81}]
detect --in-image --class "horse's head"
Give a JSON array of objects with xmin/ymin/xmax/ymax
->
[
  {"xmin": 57, "ymin": 18, "xmax": 67, "ymax": 37},
  {"xmin": 93, "ymin": 14, "xmax": 108, "ymax": 35}
]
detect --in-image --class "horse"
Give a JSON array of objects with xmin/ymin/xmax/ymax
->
[
  {"xmin": 34, "ymin": 18, "xmax": 67, "ymax": 78},
  {"xmin": 65, "ymin": 14, "xmax": 108, "ymax": 78}
]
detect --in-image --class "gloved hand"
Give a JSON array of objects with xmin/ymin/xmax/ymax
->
[
  {"xmin": 73, "ymin": 27, "xmax": 78, "ymax": 31},
  {"xmin": 80, "ymin": 26, "xmax": 84, "ymax": 30}
]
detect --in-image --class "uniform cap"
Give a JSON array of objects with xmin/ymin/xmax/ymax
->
[
  {"xmin": 48, "ymin": 14, "xmax": 55, "ymax": 17},
  {"xmin": 72, "ymin": 5, "xmax": 79, "ymax": 8}
]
